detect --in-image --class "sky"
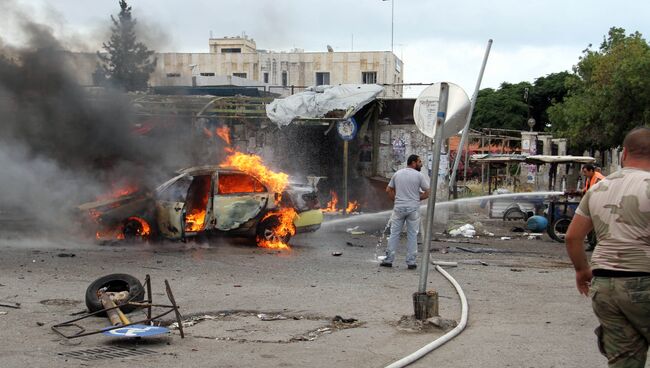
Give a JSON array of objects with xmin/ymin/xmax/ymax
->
[{"xmin": 4, "ymin": 0, "xmax": 650, "ymax": 97}]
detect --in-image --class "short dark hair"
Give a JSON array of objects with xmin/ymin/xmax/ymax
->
[
  {"xmin": 407, "ymin": 154, "xmax": 420, "ymax": 166},
  {"xmin": 582, "ymin": 164, "xmax": 595, "ymax": 172}
]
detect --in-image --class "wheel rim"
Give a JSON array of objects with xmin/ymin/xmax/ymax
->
[{"xmin": 553, "ymin": 219, "xmax": 571, "ymax": 240}]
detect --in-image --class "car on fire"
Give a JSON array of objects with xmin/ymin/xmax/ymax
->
[{"xmin": 78, "ymin": 165, "xmax": 323, "ymax": 244}]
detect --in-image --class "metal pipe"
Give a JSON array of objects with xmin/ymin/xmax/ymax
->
[
  {"xmin": 418, "ymin": 83, "xmax": 449, "ymax": 294},
  {"xmin": 449, "ymin": 39, "xmax": 492, "ymax": 198}
]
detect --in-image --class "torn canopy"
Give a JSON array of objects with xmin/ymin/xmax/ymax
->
[{"xmin": 265, "ymin": 84, "xmax": 384, "ymax": 126}]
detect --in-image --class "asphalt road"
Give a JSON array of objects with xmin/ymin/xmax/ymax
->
[{"xmin": 0, "ymin": 210, "xmax": 609, "ymax": 368}]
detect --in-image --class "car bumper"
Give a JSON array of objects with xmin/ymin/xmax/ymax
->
[{"xmin": 294, "ymin": 209, "xmax": 323, "ymax": 232}]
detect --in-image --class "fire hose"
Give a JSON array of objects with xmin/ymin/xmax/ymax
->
[{"xmin": 385, "ymin": 265, "xmax": 469, "ymax": 368}]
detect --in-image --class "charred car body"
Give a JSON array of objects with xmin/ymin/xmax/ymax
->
[{"xmin": 78, "ymin": 166, "xmax": 323, "ymax": 243}]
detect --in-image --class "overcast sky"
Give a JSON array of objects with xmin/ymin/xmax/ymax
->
[{"xmin": 5, "ymin": 0, "xmax": 650, "ymax": 97}]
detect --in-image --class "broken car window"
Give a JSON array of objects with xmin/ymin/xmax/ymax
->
[{"xmin": 218, "ymin": 173, "xmax": 267, "ymax": 194}]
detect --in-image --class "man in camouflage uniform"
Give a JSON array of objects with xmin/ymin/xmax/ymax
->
[{"xmin": 566, "ymin": 127, "xmax": 650, "ymax": 367}]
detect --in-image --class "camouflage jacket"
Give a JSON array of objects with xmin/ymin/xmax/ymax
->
[{"xmin": 576, "ymin": 167, "xmax": 650, "ymax": 272}]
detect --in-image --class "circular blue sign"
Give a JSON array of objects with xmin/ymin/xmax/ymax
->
[
  {"xmin": 337, "ymin": 117, "xmax": 358, "ymax": 141},
  {"xmin": 102, "ymin": 324, "xmax": 170, "ymax": 337}
]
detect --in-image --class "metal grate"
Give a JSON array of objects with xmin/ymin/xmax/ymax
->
[{"xmin": 59, "ymin": 346, "xmax": 156, "ymax": 361}]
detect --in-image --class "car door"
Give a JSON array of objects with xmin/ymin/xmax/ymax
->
[
  {"xmin": 212, "ymin": 172, "xmax": 271, "ymax": 231},
  {"xmin": 154, "ymin": 174, "xmax": 191, "ymax": 240}
]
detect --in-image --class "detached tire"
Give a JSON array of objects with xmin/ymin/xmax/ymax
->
[
  {"xmin": 85, "ymin": 273, "xmax": 145, "ymax": 314},
  {"xmin": 548, "ymin": 216, "xmax": 572, "ymax": 243}
]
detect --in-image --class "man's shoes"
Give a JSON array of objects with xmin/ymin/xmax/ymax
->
[
  {"xmin": 407, "ymin": 264, "xmax": 417, "ymax": 270},
  {"xmin": 380, "ymin": 262, "xmax": 393, "ymax": 268}
]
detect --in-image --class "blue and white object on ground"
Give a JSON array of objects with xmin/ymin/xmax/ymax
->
[
  {"xmin": 102, "ymin": 324, "xmax": 169, "ymax": 337},
  {"xmin": 526, "ymin": 215, "xmax": 549, "ymax": 232}
]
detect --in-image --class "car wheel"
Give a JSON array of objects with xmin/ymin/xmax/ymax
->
[
  {"xmin": 85, "ymin": 273, "xmax": 145, "ymax": 315},
  {"xmin": 122, "ymin": 217, "xmax": 150, "ymax": 242},
  {"xmin": 503, "ymin": 207, "xmax": 528, "ymax": 222},
  {"xmin": 256, "ymin": 216, "xmax": 292, "ymax": 244},
  {"xmin": 548, "ymin": 216, "xmax": 572, "ymax": 243}
]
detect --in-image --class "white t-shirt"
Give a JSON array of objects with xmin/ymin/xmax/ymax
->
[{"xmin": 388, "ymin": 168, "xmax": 430, "ymax": 208}]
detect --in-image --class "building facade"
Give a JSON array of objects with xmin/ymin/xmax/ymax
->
[{"xmin": 72, "ymin": 36, "xmax": 404, "ymax": 97}]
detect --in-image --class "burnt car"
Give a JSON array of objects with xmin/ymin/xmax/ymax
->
[{"xmin": 78, "ymin": 166, "xmax": 323, "ymax": 243}]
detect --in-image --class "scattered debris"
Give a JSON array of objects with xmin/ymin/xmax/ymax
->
[
  {"xmin": 510, "ymin": 227, "xmax": 526, "ymax": 233},
  {"xmin": 0, "ymin": 302, "xmax": 21, "ymax": 309},
  {"xmin": 57, "ymin": 253, "xmax": 76, "ymax": 258},
  {"xmin": 332, "ymin": 315, "xmax": 357, "ymax": 324},
  {"xmin": 346, "ymin": 241, "xmax": 363, "ymax": 247},
  {"xmin": 510, "ymin": 268, "xmax": 524, "ymax": 272},
  {"xmin": 346, "ymin": 226, "xmax": 365, "ymax": 235},
  {"xmin": 257, "ymin": 313, "xmax": 288, "ymax": 321},
  {"xmin": 331, "ymin": 251, "xmax": 342, "ymax": 256},
  {"xmin": 461, "ymin": 260, "xmax": 489, "ymax": 266},
  {"xmin": 426, "ymin": 316, "xmax": 458, "ymax": 330},
  {"xmin": 449, "ymin": 224, "xmax": 476, "ymax": 238},
  {"xmin": 36, "ymin": 322, "xmax": 45, "ymax": 326},
  {"xmin": 500, "ymin": 237, "xmax": 512, "ymax": 240},
  {"xmin": 0, "ymin": 311, "xmax": 7, "ymax": 316}
]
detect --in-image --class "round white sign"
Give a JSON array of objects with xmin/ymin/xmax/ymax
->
[{"xmin": 413, "ymin": 82, "xmax": 470, "ymax": 139}]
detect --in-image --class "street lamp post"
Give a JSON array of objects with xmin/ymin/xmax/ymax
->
[{"xmin": 382, "ymin": 0, "xmax": 394, "ymax": 53}]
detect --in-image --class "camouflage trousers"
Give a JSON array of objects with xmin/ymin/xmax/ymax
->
[{"xmin": 590, "ymin": 276, "xmax": 650, "ymax": 367}]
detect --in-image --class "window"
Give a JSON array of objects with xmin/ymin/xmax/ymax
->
[
  {"xmin": 362, "ymin": 71, "xmax": 377, "ymax": 84},
  {"xmin": 263, "ymin": 72, "xmax": 269, "ymax": 84},
  {"xmin": 166, "ymin": 73, "xmax": 181, "ymax": 78},
  {"xmin": 200, "ymin": 72, "xmax": 215, "ymax": 76},
  {"xmin": 221, "ymin": 48, "xmax": 241, "ymax": 53},
  {"xmin": 158, "ymin": 176, "xmax": 192, "ymax": 202},
  {"xmin": 233, "ymin": 72, "xmax": 247, "ymax": 79},
  {"xmin": 315, "ymin": 72, "xmax": 330, "ymax": 86},
  {"xmin": 281, "ymin": 71, "xmax": 288, "ymax": 87},
  {"xmin": 218, "ymin": 173, "xmax": 267, "ymax": 194}
]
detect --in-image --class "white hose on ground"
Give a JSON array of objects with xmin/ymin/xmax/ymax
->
[{"xmin": 385, "ymin": 265, "xmax": 469, "ymax": 368}]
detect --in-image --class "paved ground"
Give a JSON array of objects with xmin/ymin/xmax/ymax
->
[{"xmin": 0, "ymin": 208, "xmax": 611, "ymax": 368}]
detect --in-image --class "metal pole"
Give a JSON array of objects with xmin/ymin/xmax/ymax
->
[
  {"xmin": 391, "ymin": 0, "xmax": 394, "ymax": 53},
  {"xmin": 343, "ymin": 140, "xmax": 349, "ymax": 215},
  {"xmin": 418, "ymin": 83, "xmax": 449, "ymax": 294},
  {"xmin": 449, "ymin": 39, "xmax": 492, "ymax": 199}
]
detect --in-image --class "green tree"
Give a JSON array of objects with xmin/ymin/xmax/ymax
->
[
  {"xmin": 97, "ymin": 0, "xmax": 156, "ymax": 91},
  {"xmin": 548, "ymin": 27, "xmax": 650, "ymax": 151},
  {"xmin": 471, "ymin": 82, "xmax": 531, "ymax": 131}
]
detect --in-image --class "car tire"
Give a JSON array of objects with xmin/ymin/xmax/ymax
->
[
  {"xmin": 256, "ymin": 216, "xmax": 292, "ymax": 244},
  {"xmin": 548, "ymin": 216, "xmax": 572, "ymax": 243},
  {"xmin": 122, "ymin": 217, "xmax": 150, "ymax": 242},
  {"xmin": 85, "ymin": 273, "xmax": 145, "ymax": 315},
  {"xmin": 503, "ymin": 207, "xmax": 528, "ymax": 222}
]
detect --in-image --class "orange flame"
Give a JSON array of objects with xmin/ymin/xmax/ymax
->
[
  {"xmin": 96, "ymin": 184, "xmax": 139, "ymax": 201},
  {"xmin": 218, "ymin": 126, "xmax": 294, "ymax": 249},
  {"xmin": 220, "ymin": 152, "xmax": 288, "ymax": 194},
  {"xmin": 346, "ymin": 200, "xmax": 359, "ymax": 213},
  {"xmin": 216, "ymin": 126, "xmax": 231, "ymax": 145},
  {"xmin": 322, "ymin": 191, "xmax": 339, "ymax": 213},
  {"xmin": 322, "ymin": 191, "xmax": 359, "ymax": 213},
  {"xmin": 257, "ymin": 208, "xmax": 297, "ymax": 250},
  {"xmin": 185, "ymin": 209, "xmax": 206, "ymax": 232}
]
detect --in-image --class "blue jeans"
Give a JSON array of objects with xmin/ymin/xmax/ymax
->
[{"xmin": 385, "ymin": 206, "xmax": 420, "ymax": 266}]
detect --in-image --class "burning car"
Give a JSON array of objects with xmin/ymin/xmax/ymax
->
[{"xmin": 78, "ymin": 165, "xmax": 323, "ymax": 247}]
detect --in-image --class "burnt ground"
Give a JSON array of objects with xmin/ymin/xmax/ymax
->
[{"xmin": 0, "ymin": 208, "xmax": 607, "ymax": 368}]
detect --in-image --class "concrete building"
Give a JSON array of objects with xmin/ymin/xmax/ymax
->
[
  {"xmin": 72, "ymin": 36, "xmax": 404, "ymax": 97},
  {"xmin": 155, "ymin": 36, "xmax": 403, "ymax": 97}
]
